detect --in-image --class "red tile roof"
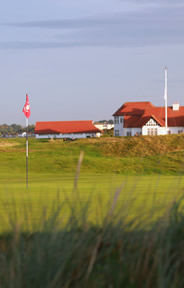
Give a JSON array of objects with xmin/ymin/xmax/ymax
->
[
  {"xmin": 113, "ymin": 102, "xmax": 184, "ymax": 127},
  {"xmin": 113, "ymin": 102, "xmax": 155, "ymax": 116},
  {"xmin": 35, "ymin": 121, "xmax": 101, "ymax": 134}
]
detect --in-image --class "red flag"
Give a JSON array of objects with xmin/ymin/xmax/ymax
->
[{"xmin": 23, "ymin": 94, "xmax": 31, "ymax": 118}]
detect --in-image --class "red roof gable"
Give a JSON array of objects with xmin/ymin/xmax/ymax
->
[
  {"xmin": 124, "ymin": 114, "xmax": 165, "ymax": 128},
  {"xmin": 35, "ymin": 121, "xmax": 100, "ymax": 134},
  {"xmin": 113, "ymin": 102, "xmax": 184, "ymax": 127}
]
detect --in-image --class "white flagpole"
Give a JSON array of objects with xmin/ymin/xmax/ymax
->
[
  {"xmin": 164, "ymin": 67, "xmax": 168, "ymax": 134},
  {"xmin": 26, "ymin": 117, "xmax": 29, "ymax": 189}
]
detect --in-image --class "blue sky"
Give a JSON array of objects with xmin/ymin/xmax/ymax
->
[{"xmin": 0, "ymin": 0, "xmax": 184, "ymax": 125}]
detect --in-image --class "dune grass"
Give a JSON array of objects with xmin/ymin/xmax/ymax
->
[{"xmin": 0, "ymin": 187, "xmax": 184, "ymax": 287}]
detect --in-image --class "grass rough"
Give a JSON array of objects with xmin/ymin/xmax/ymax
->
[
  {"xmin": 0, "ymin": 195, "xmax": 184, "ymax": 287},
  {"xmin": 1, "ymin": 135, "xmax": 184, "ymax": 175}
]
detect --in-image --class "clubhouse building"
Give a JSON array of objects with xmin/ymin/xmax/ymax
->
[{"xmin": 113, "ymin": 101, "xmax": 184, "ymax": 136}]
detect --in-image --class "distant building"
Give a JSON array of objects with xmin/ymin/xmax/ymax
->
[
  {"xmin": 113, "ymin": 101, "xmax": 184, "ymax": 136},
  {"xmin": 35, "ymin": 121, "xmax": 101, "ymax": 139},
  {"xmin": 94, "ymin": 122, "xmax": 114, "ymax": 131}
]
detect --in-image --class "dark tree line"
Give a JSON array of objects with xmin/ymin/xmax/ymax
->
[
  {"xmin": 96, "ymin": 119, "xmax": 114, "ymax": 124},
  {"xmin": 0, "ymin": 124, "xmax": 35, "ymax": 136}
]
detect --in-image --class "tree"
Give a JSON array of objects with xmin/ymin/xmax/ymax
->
[{"xmin": 0, "ymin": 124, "xmax": 35, "ymax": 135}]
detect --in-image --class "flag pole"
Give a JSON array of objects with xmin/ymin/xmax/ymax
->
[
  {"xmin": 23, "ymin": 94, "xmax": 30, "ymax": 189},
  {"xmin": 164, "ymin": 67, "xmax": 168, "ymax": 135},
  {"xmin": 26, "ymin": 117, "xmax": 29, "ymax": 189}
]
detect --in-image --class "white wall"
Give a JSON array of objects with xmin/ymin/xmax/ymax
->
[
  {"xmin": 142, "ymin": 125, "xmax": 165, "ymax": 136},
  {"xmin": 123, "ymin": 128, "xmax": 142, "ymax": 136},
  {"xmin": 168, "ymin": 127, "xmax": 184, "ymax": 134},
  {"xmin": 114, "ymin": 116, "xmax": 124, "ymax": 136},
  {"xmin": 142, "ymin": 126, "xmax": 184, "ymax": 135},
  {"xmin": 35, "ymin": 132, "xmax": 100, "ymax": 139}
]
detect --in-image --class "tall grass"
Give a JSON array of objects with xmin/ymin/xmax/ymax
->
[{"xmin": 0, "ymin": 183, "xmax": 184, "ymax": 287}]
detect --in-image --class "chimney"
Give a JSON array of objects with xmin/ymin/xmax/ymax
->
[{"xmin": 172, "ymin": 102, "xmax": 179, "ymax": 111}]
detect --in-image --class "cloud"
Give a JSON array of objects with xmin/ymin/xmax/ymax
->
[{"xmin": 1, "ymin": 4, "xmax": 184, "ymax": 49}]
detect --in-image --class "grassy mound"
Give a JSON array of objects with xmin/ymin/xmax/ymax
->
[{"xmin": 0, "ymin": 134, "xmax": 184, "ymax": 175}]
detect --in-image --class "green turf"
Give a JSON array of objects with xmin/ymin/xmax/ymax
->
[{"xmin": 0, "ymin": 136, "xmax": 184, "ymax": 231}]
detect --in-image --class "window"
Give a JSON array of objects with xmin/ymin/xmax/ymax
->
[
  {"xmin": 135, "ymin": 132, "xmax": 142, "ymax": 136},
  {"xmin": 147, "ymin": 128, "xmax": 158, "ymax": 135},
  {"xmin": 178, "ymin": 130, "xmax": 183, "ymax": 134},
  {"xmin": 115, "ymin": 130, "xmax": 119, "ymax": 136},
  {"xmin": 114, "ymin": 117, "xmax": 119, "ymax": 124},
  {"xmin": 120, "ymin": 118, "xmax": 123, "ymax": 124},
  {"xmin": 127, "ymin": 131, "xmax": 132, "ymax": 136}
]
